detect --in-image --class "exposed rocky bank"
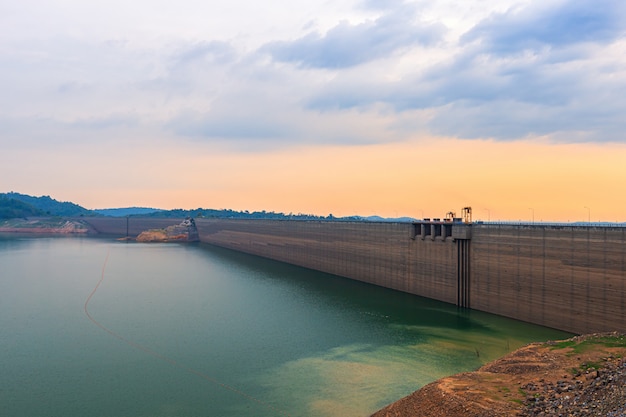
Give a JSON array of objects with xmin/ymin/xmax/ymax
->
[
  {"xmin": 372, "ymin": 333, "xmax": 626, "ymax": 417},
  {"xmin": 0, "ymin": 217, "xmax": 93, "ymax": 233},
  {"xmin": 135, "ymin": 217, "xmax": 199, "ymax": 242}
]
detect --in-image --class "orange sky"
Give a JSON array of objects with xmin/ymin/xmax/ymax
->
[
  {"xmin": 11, "ymin": 137, "xmax": 623, "ymax": 223},
  {"xmin": 3, "ymin": 1, "xmax": 625, "ymax": 224},
  {"xmin": 191, "ymin": 138, "xmax": 626, "ymax": 222}
]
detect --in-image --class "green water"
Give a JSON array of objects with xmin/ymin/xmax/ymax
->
[{"xmin": 0, "ymin": 235, "xmax": 571, "ymax": 417}]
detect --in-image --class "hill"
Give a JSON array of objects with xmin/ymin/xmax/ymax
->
[
  {"xmin": 1, "ymin": 192, "xmax": 415, "ymax": 222},
  {"xmin": 0, "ymin": 192, "xmax": 94, "ymax": 217},
  {"xmin": 139, "ymin": 208, "xmax": 360, "ymax": 221},
  {"xmin": 0, "ymin": 196, "xmax": 45, "ymax": 219},
  {"xmin": 93, "ymin": 207, "xmax": 163, "ymax": 217}
]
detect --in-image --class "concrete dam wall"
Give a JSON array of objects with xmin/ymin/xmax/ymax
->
[
  {"xmin": 194, "ymin": 219, "xmax": 626, "ymax": 335},
  {"xmin": 195, "ymin": 219, "xmax": 459, "ymax": 305},
  {"xmin": 82, "ymin": 217, "xmax": 626, "ymax": 335},
  {"xmin": 81, "ymin": 217, "xmax": 184, "ymax": 237},
  {"xmin": 470, "ymin": 224, "xmax": 626, "ymax": 335}
]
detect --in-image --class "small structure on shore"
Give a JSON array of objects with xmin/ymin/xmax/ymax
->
[{"xmin": 135, "ymin": 217, "xmax": 199, "ymax": 242}]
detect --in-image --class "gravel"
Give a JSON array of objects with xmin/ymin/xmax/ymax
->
[{"xmin": 520, "ymin": 357, "xmax": 626, "ymax": 417}]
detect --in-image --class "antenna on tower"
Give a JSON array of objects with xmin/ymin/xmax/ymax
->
[{"xmin": 462, "ymin": 207, "xmax": 472, "ymax": 223}]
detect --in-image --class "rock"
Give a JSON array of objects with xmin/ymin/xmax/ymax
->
[
  {"xmin": 371, "ymin": 333, "xmax": 626, "ymax": 417},
  {"xmin": 0, "ymin": 217, "xmax": 94, "ymax": 234},
  {"xmin": 136, "ymin": 217, "xmax": 199, "ymax": 242}
]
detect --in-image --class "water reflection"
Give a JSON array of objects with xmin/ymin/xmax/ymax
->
[{"xmin": 0, "ymin": 237, "xmax": 572, "ymax": 417}]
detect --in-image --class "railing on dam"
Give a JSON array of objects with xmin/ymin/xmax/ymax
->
[
  {"xmin": 410, "ymin": 219, "xmax": 474, "ymax": 241},
  {"xmin": 476, "ymin": 221, "xmax": 626, "ymax": 228}
]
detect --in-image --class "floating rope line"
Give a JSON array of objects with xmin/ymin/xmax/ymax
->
[{"xmin": 84, "ymin": 248, "xmax": 290, "ymax": 416}]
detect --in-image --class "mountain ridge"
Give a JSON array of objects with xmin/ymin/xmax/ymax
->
[{"xmin": 0, "ymin": 192, "xmax": 417, "ymax": 222}]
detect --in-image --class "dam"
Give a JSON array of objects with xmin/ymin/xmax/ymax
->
[{"xmin": 82, "ymin": 216, "xmax": 626, "ymax": 335}]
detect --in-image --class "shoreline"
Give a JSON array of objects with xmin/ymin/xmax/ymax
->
[
  {"xmin": 0, "ymin": 227, "xmax": 91, "ymax": 234},
  {"xmin": 371, "ymin": 332, "xmax": 626, "ymax": 417},
  {"xmin": 0, "ymin": 218, "xmax": 94, "ymax": 234}
]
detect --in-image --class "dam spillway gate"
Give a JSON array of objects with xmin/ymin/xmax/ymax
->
[
  {"xmin": 412, "ymin": 220, "xmax": 472, "ymax": 309},
  {"xmin": 456, "ymin": 239, "xmax": 471, "ymax": 309}
]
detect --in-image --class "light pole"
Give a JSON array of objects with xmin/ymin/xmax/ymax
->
[
  {"xmin": 529, "ymin": 208, "xmax": 534, "ymax": 223},
  {"xmin": 584, "ymin": 206, "xmax": 590, "ymax": 223}
]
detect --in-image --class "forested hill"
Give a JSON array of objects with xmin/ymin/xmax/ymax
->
[
  {"xmin": 0, "ymin": 192, "xmax": 94, "ymax": 218},
  {"xmin": 0, "ymin": 192, "xmax": 414, "ymax": 222},
  {"xmin": 142, "ymin": 209, "xmax": 415, "ymax": 222},
  {"xmin": 0, "ymin": 192, "xmax": 344, "ymax": 221},
  {"xmin": 0, "ymin": 196, "xmax": 46, "ymax": 219},
  {"xmin": 92, "ymin": 207, "xmax": 162, "ymax": 217},
  {"xmin": 139, "ymin": 208, "xmax": 352, "ymax": 221}
]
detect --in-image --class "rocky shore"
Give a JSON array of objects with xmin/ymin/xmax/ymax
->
[
  {"xmin": 520, "ymin": 353, "xmax": 626, "ymax": 416},
  {"xmin": 135, "ymin": 217, "xmax": 199, "ymax": 242},
  {"xmin": 0, "ymin": 218, "xmax": 93, "ymax": 234},
  {"xmin": 372, "ymin": 333, "xmax": 626, "ymax": 417},
  {"xmin": 0, "ymin": 217, "xmax": 200, "ymax": 242}
]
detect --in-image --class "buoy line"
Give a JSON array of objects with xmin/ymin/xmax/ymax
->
[{"xmin": 84, "ymin": 248, "xmax": 290, "ymax": 416}]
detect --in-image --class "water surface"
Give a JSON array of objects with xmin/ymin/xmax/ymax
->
[{"xmin": 0, "ymin": 235, "xmax": 571, "ymax": 416}]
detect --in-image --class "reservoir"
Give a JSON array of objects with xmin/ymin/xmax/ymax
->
[{"xmin": 0, "ymin": 235, "xmax": 571, "ymax": 417}]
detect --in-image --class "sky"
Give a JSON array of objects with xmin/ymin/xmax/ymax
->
[{"xmin": 2, "ymin": 0, "xmax": 626, "ymax": 222}]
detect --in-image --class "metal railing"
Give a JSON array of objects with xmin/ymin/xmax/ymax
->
[{"xmin": 473, "ymin": 221, "xmax": 626, "ymax": 228}]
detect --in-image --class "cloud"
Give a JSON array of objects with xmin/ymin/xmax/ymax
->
[
  {"xmin": 359, "ymin": 0, "xmax": 408, "ymax": 11},
  {"xmin": 167, "ymin": 108, "xmax": 290, "ymax": 143},
  {"xmin": 166, "ymin": 93, "xmax": 397, "ymax": 151},
  {"xmin": 69, "ymin": 113, "xmax": 141, "ymax": 130},
  {"xmin": 160, "ymin": 44, "xmax": 402, "ymax": 149},
  {"xmin": 414, "ymin": 44, "xmax": 626, "ymax": 142},
  {"xmin": 173, "ymin": 41, "xmax": 237, "ymax": 65},
  {"xmin": 463, "ymin": 0, "xmax": 626, "ymax": 54},
  {"xmin": 303, "ymin": 0, "xmax": 626, "ymax": 143},
  {"xmin": 261, "ymin": 5, "xmax": 445, "ymax": 69},
  {"xmin": 2, "ymin": 0, "xmax": 625, "ymax": 154}
]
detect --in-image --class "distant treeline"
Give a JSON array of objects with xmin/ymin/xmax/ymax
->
[
  {"xmin": 140, "ymin": 208, "xmax": 356, "ymax": 221},
  {"xmin": 0, "ymin": 192, "xmax": 364, "ymax": 222},
  {"xmin": 0, "ymin": 192, "xmax": 92, "ymax": 219},
  {"xmin": 0, "ymin": 196, "xmax": 46, "ymax": 219}
]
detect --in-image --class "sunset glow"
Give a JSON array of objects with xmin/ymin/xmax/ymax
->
[{"xmin": 2, "ymin": 1, "xmax": 625, "ymax": 221}]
